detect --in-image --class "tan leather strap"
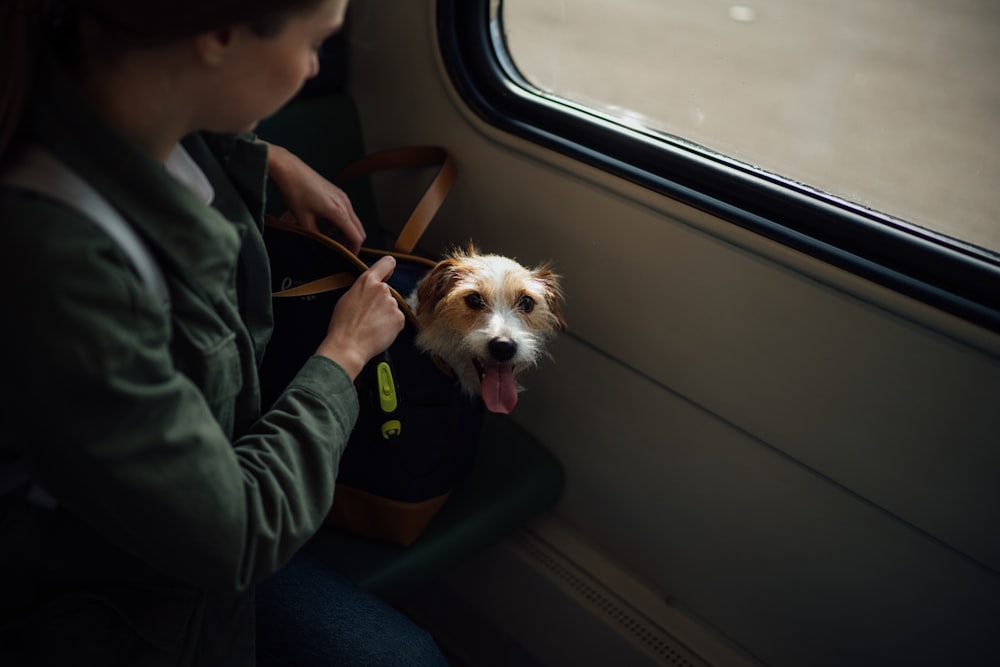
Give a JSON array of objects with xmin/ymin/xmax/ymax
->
[
  {"xmin": 266, "ymin": 216, "xmax": 422, "ymax": 327},
  {"xmin": 333, "ymin": 146, "xmax": 455, "ymax": 254},
  {"xmin": 273, "ymin": 272, "xmax": 355, "ymax": 297},
  {"xmin": 266, "ymin": 146, "xmax": 451, "ymax": 318}
]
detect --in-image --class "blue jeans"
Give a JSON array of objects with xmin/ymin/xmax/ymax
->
[{"xmin": 255, "ymin": 552, "xmax": 449, "ymax": 667}]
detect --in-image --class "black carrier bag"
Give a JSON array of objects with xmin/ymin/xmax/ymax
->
[{"xmin": 259, "ymin": 147, "xmax": 483, "ymax": 546}]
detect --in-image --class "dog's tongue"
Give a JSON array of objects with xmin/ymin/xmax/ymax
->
[{"xmin": 482, "ymin": 364, "xmax": 518, "ymax": 414}]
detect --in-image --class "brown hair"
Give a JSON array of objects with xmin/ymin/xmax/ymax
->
[
  {"xmin": 67, "ymin": 0, "xmax": 331, "ymax": 43},
  {"xmin": 0, "ymin": 0, "xmax": 328, "ymax": 157}
]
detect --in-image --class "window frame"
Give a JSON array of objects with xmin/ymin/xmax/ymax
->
[{"xmin": 436, "ymin": 0, "xmax": 1000, "ymax": 334}]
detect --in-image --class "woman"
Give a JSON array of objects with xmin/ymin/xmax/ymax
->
[{"xmin": 0, "ymin": 1, "xmax": 446, "ymax": 664}]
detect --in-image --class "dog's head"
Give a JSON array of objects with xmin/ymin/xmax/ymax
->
[{"xmin": 409, "ymin": 245, "xmax": 566, "ymax": 414}]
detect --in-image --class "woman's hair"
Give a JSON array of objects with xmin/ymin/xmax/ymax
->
[{"xmin": 0, "ymin": 0, "xmax": 328, "ymax": 158}]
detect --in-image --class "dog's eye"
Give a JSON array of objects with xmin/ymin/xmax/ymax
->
[
  {"xmin": 517, "ymin": 295, "xmax": 535, "ymax": 313},
  {"xmin": 464, "ymin": 292, "xmax": 486, "ymax": 310}
]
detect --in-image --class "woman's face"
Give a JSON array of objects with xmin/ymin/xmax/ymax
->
[{"xmin": 203, "ymin": 0, "xmax": 348, "ymax": 133}]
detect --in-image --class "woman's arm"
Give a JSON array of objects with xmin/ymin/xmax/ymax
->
[{"xmin": 262, "ymin": 140, "xmax": 366, "ymax": 253}]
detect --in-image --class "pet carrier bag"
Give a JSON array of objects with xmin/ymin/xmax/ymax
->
[{"xmin": 259, "ymin": 147, "xmax": 484, "ymax": 546}]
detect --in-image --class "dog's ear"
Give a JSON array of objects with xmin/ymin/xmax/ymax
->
[
  {"xmin": 533, "ymin": 266, "xmax": 568, "ymax": 332},
  {"xmin": 416, "ymin": 258, "xmax": 460, "ymax": 315}
]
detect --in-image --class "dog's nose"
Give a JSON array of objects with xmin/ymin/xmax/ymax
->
[{"xmin": 488, "ymin": 338, "xmax": 517, "ymax": 362}]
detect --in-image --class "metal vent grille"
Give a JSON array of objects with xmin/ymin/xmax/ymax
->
[{"xmin": 514, "ymin": 533, "xmax": 710, "ymax": 667}]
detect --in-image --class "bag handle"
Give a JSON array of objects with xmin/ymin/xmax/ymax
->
[
  {"xmin": 272, "ymin": 271, "xmax": 355, "ymax": 297},
  {"xmin": 332, "ymin": 146, "xmax": 455, "ymax": 255},
  {"xmin": 266, "ymin": 217, "xmax": 428, "ymax": 330},
  {"xmin": 266, "ymin": 146, "xmax": 452, "ymax": 303},
  {"xmin": 266, "ymin": 145, "xmax": 454, "ymax": 254}
]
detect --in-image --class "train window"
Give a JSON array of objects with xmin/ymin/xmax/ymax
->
[
  {"xmin": 437, "ymin": 0, "xmax": 1000, "ymax": 333},
  {"xmin": 499, "ymin": 0, "xmax": 1000, "ymax": 256}
]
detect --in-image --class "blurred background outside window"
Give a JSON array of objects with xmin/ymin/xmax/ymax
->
[{"xmin": 501, "ymin": 0, "xmax": 1000, "ymax": 254}]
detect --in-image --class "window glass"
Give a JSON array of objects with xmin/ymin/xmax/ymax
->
[{"xmin": 500, "ymin": 0, "xmax": 1000, "ymax": 254}]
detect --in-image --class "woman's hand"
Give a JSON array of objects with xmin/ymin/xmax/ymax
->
[
  {"xmin": 264, "ymin": 141, "xmax": 366, "ymax": 253},
  {"xmin": 315, "ymin": 255, "xmax": 405, "ymax": 379}
]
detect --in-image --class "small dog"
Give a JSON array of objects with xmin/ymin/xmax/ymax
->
[{"xmin": 407, "ymin": 246, "xmax": 566, "ymax": 414}]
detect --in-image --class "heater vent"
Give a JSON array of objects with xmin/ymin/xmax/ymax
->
[{"xmin": 513, "ymin": 532, "xmax": 711, "ymax": 667}]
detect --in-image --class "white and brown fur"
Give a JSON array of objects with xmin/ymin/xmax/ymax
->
[{"xmin": 406, "ymin": 245, "xmax": 566, "ymax": 414}]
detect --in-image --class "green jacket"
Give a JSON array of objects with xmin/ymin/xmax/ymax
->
[{"xmin": 0, "ymin": 54, "xmax": 358, "ymax": 665}]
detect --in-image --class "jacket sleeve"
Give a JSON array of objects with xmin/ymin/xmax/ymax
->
[{"xmin": 1, "ymin": 194, "xmax": 356, "ymax": 593}]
